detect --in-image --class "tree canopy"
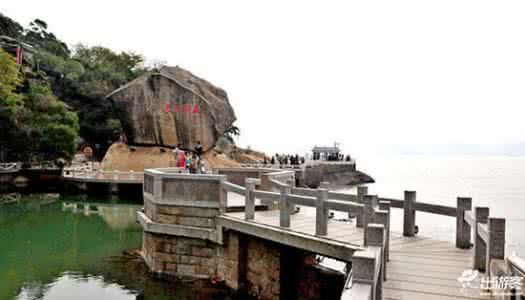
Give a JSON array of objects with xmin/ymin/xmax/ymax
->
[{"xmin": 0, "ymin": 13, "xmax": 154, "ymax": 161}]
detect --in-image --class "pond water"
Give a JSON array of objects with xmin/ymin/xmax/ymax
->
[{"xmin": 0, "ymin": 192, "xmax": 232, "ymax": 300}]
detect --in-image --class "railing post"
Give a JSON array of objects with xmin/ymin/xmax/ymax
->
[
  {"xmin": 356, "ymin": 186, "xmax": 368, "ymax": 227},
  {"xmin": 379, "ymin": 200, "xmax": 391, "ymax": 263},
  {"xmin": 245, "ymin": 178, "xmax": 257, "ymax": 221},
  {"xmin": 320, "ymin": 181, "xmax": 330, "ymax": 190},
  {"xmin": 364, "ymin": 223, "xmax": 385, "ymax": 300},
  {"xmin": 218, "ymin": 175, "xmax": 227, "ymax": 213},
  {"xmin": 473, "ymin": 207, "xmax": 489, "ymax": 271},
  {"xmin": 486, "ymin": 217, "xmax": 505, "ymax": 273},
  {"xmin": 363, "ymin": 195, "xmax": 377, "ymax": 236},
  {"xmin": 403, "ymin": 191, "xmax": 416, "ymax": 236},
  {"xmin": 279, "ymin": 183, "xmax": 291, "ymax": 227},
  {"xmin": 456, "ymin": 197, "xmax": 472, "ymax": 249},
  {"xmin": 316, "ymin": 188, "xmax": 328, "ymax": 236},
  {"xmin": 287, "ymin": 178, "xmax": 296, "ymax": 214},
  {"xmin": 373, "ymin": 209, "xmax": 389, "ymax": 281}
]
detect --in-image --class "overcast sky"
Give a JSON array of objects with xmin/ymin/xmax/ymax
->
[{"xmin": 3, "ymin": 1, "xmax": 525, "ymax": 156}]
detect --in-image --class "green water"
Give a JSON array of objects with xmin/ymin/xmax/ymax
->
[{"xmin": 0, "ymin": 193, "xmax": 231, "ymax": 300}]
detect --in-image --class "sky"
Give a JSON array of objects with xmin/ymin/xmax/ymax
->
[{"xmin": 3, "ymin": 1, "xmax": 525, "ymax": 156}]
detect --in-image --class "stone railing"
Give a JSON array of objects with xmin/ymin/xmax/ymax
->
[
  {"xmin": 63, "ymin": 168, "xmax": 149, "ymax": 183},
  {"xmin": 213, "ymin": 167, "xmax": 276, "ymax": 187},
  {"xmin": 225, "ymin": 178, "xmax": 390, "ymax": 300},
  {"xmin": 0, "ymin": 162, "xmax": 21, "ymax": 173},
  {"xmin": 136, "ymin": 168, "xmax": 522, "ymax": 299}
]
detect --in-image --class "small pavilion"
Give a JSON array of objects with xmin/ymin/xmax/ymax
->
[{"xmin": 311, "ymin": 145, "xmax": 340, "ymax": 160}]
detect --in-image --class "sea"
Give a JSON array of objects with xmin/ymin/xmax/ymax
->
[{"xmin": 344, "ymin": 154, "xmax": 525, "ymax": 257}]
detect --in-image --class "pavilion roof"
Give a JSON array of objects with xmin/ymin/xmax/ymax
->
[{"xmin": 312, "ymin": 146, "xmax": 340, "ymax": 153}]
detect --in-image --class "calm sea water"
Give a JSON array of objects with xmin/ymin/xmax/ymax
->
[
  {"xmin": 346, "ymin": 154, "xmax": 525, "ymax": 256},
  {"xmin": 0, "ymin": 193, "xmax": 232, "ymax": 300}
]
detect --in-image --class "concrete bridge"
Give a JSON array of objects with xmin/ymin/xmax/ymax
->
[{"xmin": 137, "ymin": 167, "xmax": 524, "ymax": 299}]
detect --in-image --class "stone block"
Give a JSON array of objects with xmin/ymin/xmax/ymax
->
[
  {"xmin": 177, "ymin": 264, "xmax": 196, "ymax": 276},
  {"xmin": 165, "ymin": 262, "xmax": 177, "ymax": 272},
  {"xmin": 191, "ymin": 246, "xmax": 216, "ymax": 257},
  {"xmin": 179, "ymin": 255, "xmax": 200, "ymax": 265},
  {"xmin": 157, "ymin": 206, "xmax": 219, "ymax": 218}
]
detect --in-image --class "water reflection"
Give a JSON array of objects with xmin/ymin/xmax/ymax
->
[
  {"xmin": 16, "ymin": 272, "xmax": 137, "ymax": 300},
  {"xmin": 0, "ymin": 193, "xmax": 232, "ymax": 300}
]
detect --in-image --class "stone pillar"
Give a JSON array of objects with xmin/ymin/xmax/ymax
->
[
  {"xmin": 403, "ymin": 191, "xmax": 416, "ymax": 236},
  {"xmin": 354, "ymin": 223, "xmax": 385, "ymax": 300},
  {"xmin": 456, "ymin": 197, "xmax": 472, "ymax": 249},
  {"xmin": 363, "ymin": 195, "xmax": 377, "ymax": 237},
  {"xmin": 486, "ymin": 218, "xmax": 505, "ymax": 273},
  {"xmin": 245, "ymin": 178, "xmax": 257, "ymax": 220},
  {"xmin": 473, "ymin": 207, "xmax": 489, "ymax": 271},
  {"xmin": 280, "ymin": 183, "xmax": 291, "ymax": 228},
  {"xmin": 356, "ymin": 186, "xmax": 368, "ymax": 227},
  {"xmin": 371, "ymin": 210, "xmax": 389, "ymax": 281},
  {"xmin": 315, "ymin": 188, "xmax": 328, "ymax": 236},
  {"xmin": 379, "ymin": 200, "xmax": 391, "ymax": 263}
]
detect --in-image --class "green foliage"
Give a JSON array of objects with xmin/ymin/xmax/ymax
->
[
  {"xmin": 17, "ymin": 81, "xmax": 79, "ymax": 160},
  {"xmin": 1, "ymin": 14, "xmax": 156, "ymax": 160},
  {"xmin": 0, "ymin": 48, "xmax": 21, "ymax": 100},
  {"xmin": 0, "ymin": 13, "xmax": 24, "ymax": 39},
  {"xmin": 24, "ymin": 19, "xmax": 70, "ymax": 57}
]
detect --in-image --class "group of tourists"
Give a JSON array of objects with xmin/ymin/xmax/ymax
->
[
  {"xmin": 267, "ymin": 154, "xmax": 305, "ymax": 166},
  {"xmin": 172, "ymin": 141, "xmax": 204, "ymax": 174},
  {"xmin": 312, "ymin": 152, "xmax": 351, "ymax": 161}
]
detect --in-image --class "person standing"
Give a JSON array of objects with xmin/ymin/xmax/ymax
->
[
  {"xmin": 185, "ymin": 152, "xmax": 192, "ymax": 172},
  {"xmin": 178, "ymin": 149, "xmax": 187, "ymax": 169}
]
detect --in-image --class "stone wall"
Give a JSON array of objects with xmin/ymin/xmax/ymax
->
[
  {"xmin": 139, "ymin": 169, "xmax": 346, "ymax": 299},
  {"xmin": 245, "ymin": 237, "xmax": 281, "ymax": 300},
  {"xmin": 142, "ymin": 232, "xmax": 217, "ymax": 278}
]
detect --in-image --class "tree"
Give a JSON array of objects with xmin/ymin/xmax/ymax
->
[
  {"xmin": 17, "ymin": 81, "xmax": 79, "ymax": 160},
  {"xmin": 0, "ymin": 13, "xmax": 24, "ymax": 39},
  {"xmin": 223, "ymin": 124, "xmax": 240, "ymax": 143},
  {"xmin": 24, "ymin": 19, "xmax": 70, "ymax": 57},
  {"xmin": 0, "ymin": 48, "xmax": 22, "ymax": 157}
]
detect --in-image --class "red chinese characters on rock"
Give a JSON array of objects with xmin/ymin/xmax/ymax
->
[
  {"xmin": 163, "ymin": 104, "xmax": 201, "ymax": 124},
  {"xmin": 163, "ymin": 104, "xmax": 200, "ymax": 113}
]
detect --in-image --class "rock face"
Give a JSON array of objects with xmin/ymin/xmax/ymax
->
[{"xmin": 107, "ymin": 66, "xmax": 236, "ymax": 151}]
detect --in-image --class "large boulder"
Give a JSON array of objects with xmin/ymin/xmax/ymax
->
[{"xmin": 106, "ymin": 66, "xmax": 236, "ymax": 151}]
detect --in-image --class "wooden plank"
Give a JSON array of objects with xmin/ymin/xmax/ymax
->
[
  {"xmin": 386, "ymin": 272, "xmax": 470, "ymax": 287},
  {"xmin": 390, "ymin": 253, "xmax": 472, "ymax": 263},
  {"xmin": 383, "ymin": 280, "xmax": 487, "ymax": 299},
  {"xmin": 383, "ymin": 287, "xmax": 488, "ymax": 300},
  {"xmin": 389, "ymin": 256, "xmax": 471, "ymax": 268},
  {"xmin": 388, "ymin": 261, "xmax": 468, "ymax": 274}
]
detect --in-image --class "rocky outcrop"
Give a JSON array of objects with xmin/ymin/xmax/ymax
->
[
  {"xmin": 107, "ymin": 66, "xmax": 236, "ymax": 152},
  {"xmin": 100, "ymin": 143, "xmax": 240, "ymax": 171}
]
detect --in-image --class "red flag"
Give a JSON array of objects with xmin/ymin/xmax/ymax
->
[{"xmin": 15, "ymin": 46, "xmax": 23, "ymax": 65}]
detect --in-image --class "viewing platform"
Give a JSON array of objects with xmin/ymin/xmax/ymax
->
[{"xmin": 137, "ymin": 167, "xmax": 524, "ymax": 299}]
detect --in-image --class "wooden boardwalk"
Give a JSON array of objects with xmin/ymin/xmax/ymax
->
[
  {"xmin": 225, "ymin": 197, "xmax": 489, "ymax": 300},
  {"xmin": 385, "ymin": 233, "xmax": 488, "ymax": 300}
]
